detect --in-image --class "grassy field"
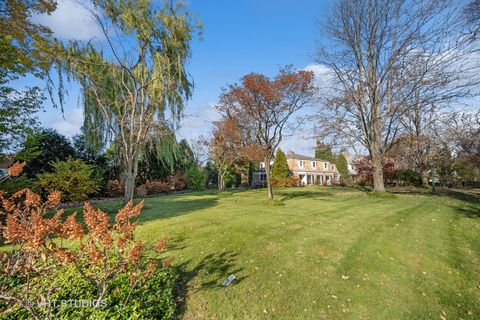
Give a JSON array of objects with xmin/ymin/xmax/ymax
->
[{"xmin": 79, "ymin": 187, "xmax": 479, "ymax": 319}]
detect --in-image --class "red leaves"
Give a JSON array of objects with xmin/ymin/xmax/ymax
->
[
  {"xmin": 59, "ymin": 212, "xmax": 84, "ymax": 239},
  {"xmin": 215, "ymin": 67, "xmax": 316, "ymax": 162},
  {"xmin": 83, "ymin": 203, "xmax": 113, "ymax": 249},
  {"xmin": 154, "ymin": 238, "xmax": 168, "ymax": 253},
  {"xmin": 114, "ymin": 200, "xmax": 143, "ymax": 249},
  {"xmin": 7, "ymin": 161, "xmax": 26, "ymax": 177},
  {"xmin": 127, "ymin": 241, "xmax": 143, "ymax": 265}
]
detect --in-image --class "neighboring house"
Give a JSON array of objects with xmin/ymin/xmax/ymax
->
[
  {"xmin": 252, "ymin": 151, "xmax": 339, "ymax": 186},
  {"xmin": 0, "ymin": 158, "xmax": 15, "ymax": 178},
  {"xmin": 340, "ymin": 151, "xmax": 360, "ymax": 181}
]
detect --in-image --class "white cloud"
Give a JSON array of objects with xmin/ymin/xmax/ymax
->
[
  {"xmin": 176, "ymin": 103, "xmax": 220, "ymax": 142},
  {"xmin": 49, "ymin": 107, "xmax": 84, "ymax": 137},
  {"xmin": 303, "ymin": 63, "xmax": 335, "ymax": 94},
  {"xmin": 34, "ymin": 0, "xmax": 102, "ymax": 41}
]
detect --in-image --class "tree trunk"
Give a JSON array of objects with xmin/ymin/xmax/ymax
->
[
  {"xmin": 264, "ymin": 156, "xmax": 273, "ymax": 200},
  {"xmin": 123, "ymin": 154, "xmax": 139, "ymax": 204},
  {"xmin": 218, "ymin": 171, "xmax": 225, "ymax": 192},
  {"xmin": 421, "ymin": 170, "xmax": 429, "ymax": 187},
  {"xmin": 371, "ymin": 148, "xmax": 386, "ymax": 192}
]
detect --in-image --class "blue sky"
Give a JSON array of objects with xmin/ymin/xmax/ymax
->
[{"xmin": 15, "ymin": 0, "xmax": 332, "ymax": 155}]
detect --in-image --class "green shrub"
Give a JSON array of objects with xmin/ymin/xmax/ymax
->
[
  {"xmin": 394, "ymin": 169, "xmax": 422, "ymax": 186},
  {"xmin": 36, "ymin": 158, "xmax": 98, "ymax": 202},
  {"xmin": 186, "ymin": 166, "xmax": 206, "ymax": 191},
  {"xmin": 0, "ymin": 174, "xmax": 36, "ymax": 194},
  {"xmin": 10, "ymin": 261, "xmax": 178, "ymax": 320},
  {"xmin": 271, "ymin": 148, "xmax": 290, "ymax": 179}
]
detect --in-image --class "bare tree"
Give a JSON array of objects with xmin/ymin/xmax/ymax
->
[
  {"xmin": 216, "ymin": 67, "xmax": 316, "ymax": 199},
  {"xmin": 316, "ymin": 0, "xmax": 478, "ymax": 192},
  {"xmin": 465, "ymin": 0, "xmax": 480, "ymax": 39},
  {"xmin": 445, "ymin": 110, "xmax": 480, "ymax": 165}
]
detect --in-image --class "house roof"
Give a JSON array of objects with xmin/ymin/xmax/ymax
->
[{"xmin": 286, "ymin": 151, "xmax": 328, "ymax": 162}]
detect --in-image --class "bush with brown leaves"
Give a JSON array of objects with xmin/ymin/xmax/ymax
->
[{"xmin": 0, "ymin": 189, "xmax": 174, "ymax": 319}]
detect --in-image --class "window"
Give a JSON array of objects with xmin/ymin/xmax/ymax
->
[
  {"xmin": 299, "ymin": 160, "xmax": 304, "ymax": 167},
  {"xmin": 259, "ymin": 162, "xmax": 265, "ymax": 170},
  {"xmin": 312, "ymin": 161, "xmax": 316, "ymax": 168},
  {"xmin": 323, "ymin": 162, "xmax": 328, "ymax": 169}
]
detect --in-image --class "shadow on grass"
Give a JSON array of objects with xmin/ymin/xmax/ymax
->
[
  {"xmin": 174, "ymin": 250, "xmax": 246, "ymax": 318},
  {"xmin": 438, "ymin": 188, "xmax": 480, "ymax": 204},
  {"xmin": 61, "ymin": 193, "xmax": 219, "ymax": 226},
  {"xmin": 436, "ymin": 189, "xmax": 480, "ymax": 219},
  {"xmin": 387, "ymin": 187, "xmax": 480, "ymax": 219},
  {"xmin": 276, "ymin": 189, "xmax": 333, "ymax": 201},
  {"xmin": 450, "ymin": 204, "xmax": 480, "ymax": 219},
  {"xmin": 139, "ymin": 197, "xmax": 218, "ymax": 223}
]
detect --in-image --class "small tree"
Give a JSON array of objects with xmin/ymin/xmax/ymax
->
[
  {"xmin": 209, "ymin": 119, "xmax": 245, "ymax": 192},
  {"xmin": 36, "ymin": 158, "xmax": 98, "ymax": 202},
  {"xmin": 186, "ymin": 165, "xmax": 206, "ymax": 191},
  {"xmin": 335, "ymin": 153, "xmax": 349, "ymax": 182},
  {"xmin": 271, "ymin": 148, "xmax": 290, "ymax": 179},
  {"xmin": 216, "ymin": 67, "xmax": 316, "ymax": 199}
]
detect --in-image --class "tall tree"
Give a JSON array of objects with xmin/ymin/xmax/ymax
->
[
  {"xmin": 216, "ymin": 67, "xmax": 316, "ymax": 199},
  {"xmin": 271, "ymin": 148, "xmax": 290, "ymax": 179},
  {"xmin": 316, "ymin": 0, "xmax": 477, "ymax": 192},
  {"xmin": 314, "ymin": 140, "xmax": 335, "ymax": 163},
  {"xmin": 465, "ymin": 0, "xmax": 480, "ymax": 38},
  {"xmin": 0, "ymin": 0, "xmax": 60, "ymax": 153},
  {"xmin": 63, "ymin": 0, "xmax": 199, "ymax": 203},
  {"xmin": 0, "ymin": 0, "xmax": 58, "ymax": 79}
]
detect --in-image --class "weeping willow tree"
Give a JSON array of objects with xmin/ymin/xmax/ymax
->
[{"xmin": 63, "ymin": 0, "xmax": 198, "ymax": 203}]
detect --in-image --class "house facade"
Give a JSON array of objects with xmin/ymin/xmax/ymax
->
[
  {"xmin": 252, "ymin": 151, "xmax": 339, "ymax": 186},
  {"xmin": 340, "ymin": 150, "xmax": 360, "ymax": 181}
]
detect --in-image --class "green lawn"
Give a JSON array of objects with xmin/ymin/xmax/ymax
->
[{"xmin": 84, "ymin": 187, "xmax": 479, "ymax": 319}]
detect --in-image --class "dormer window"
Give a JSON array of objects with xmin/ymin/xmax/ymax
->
[
  {"xmin": 312, "ymin": 161, "xmax": 316, "ymax": 168},
  {"xmin": 299, "ymin": 160, "xmax": 304, "ymax": 168},
  {"xmin": 260, "ymin": 162, "xmax": 265, "ymax": 170}
]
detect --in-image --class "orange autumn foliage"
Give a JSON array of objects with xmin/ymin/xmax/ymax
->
[
  {"xmin": 7, "ymin": 162, "xmax": 26, "ymax": 177},
  {"xmin": 0, "ymin": 188, "xmax": 173, "ymax": 316}
]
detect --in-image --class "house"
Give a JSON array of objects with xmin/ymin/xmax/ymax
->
[
  {"xmin": 340, "ymin": 150, "xmax": 360, "ymax": 181},
  {"xmin": 252, "ymin": 151, "xmax": 339, "ymax": 186}
]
